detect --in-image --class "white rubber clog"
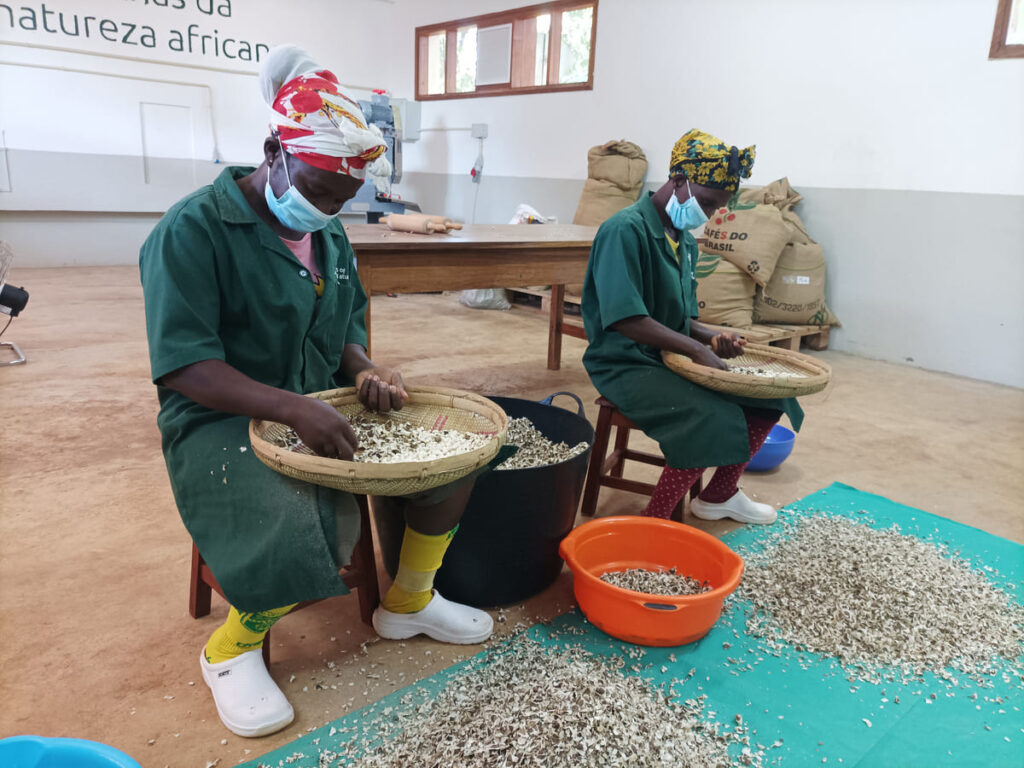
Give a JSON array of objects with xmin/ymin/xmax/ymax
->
[
  {"xmin": 690, "ymin": 489, "xmax": 778, "ymax": 525},
  {"xmin": 200, "ymin": 649, "xmax": 294, "ymax": 738},
  {"xmin": 373, "ymin": 590, "xmax": 493, "ymax": 644}
]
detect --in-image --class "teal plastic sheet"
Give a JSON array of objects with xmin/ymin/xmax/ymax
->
[{"xmin": 246, "ymin": 483, "xmax": 1023, "ymax": 767}]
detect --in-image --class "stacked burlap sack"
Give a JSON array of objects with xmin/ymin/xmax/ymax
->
[
  {"xmin": 573, "ymin": 140, "xmax": 649, "ymax": 227},
  {"xmin": 696, "ymin": 177, "xmax": 840, "ymax": 328},
  {"xmin": 567, "ymin": 140, "xmax": 648, "ymax": 295}
]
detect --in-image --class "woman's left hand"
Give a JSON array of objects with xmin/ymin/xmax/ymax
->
[
  {"xmin": 355, "ymin": 367, "xmax": 409, "ymax": 412},
  {"xmin": 710, "ymin": 333, "xmax": 747, "ymax": 359}
]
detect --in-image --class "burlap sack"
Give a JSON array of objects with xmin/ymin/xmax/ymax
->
[
  {"xmin": 695, "ymin": 252, "xmax": 755, "ymax": 328},
  {"xmin": 736, "ymin": 185, "xmax": 763, "ymax": 206},
  {"xmin": 587, "ymin": 140, "xmax": 648, "ymax": 189},
  {"xmin": 573, "ymin": 140, "xmax": 647, "ymax": 227},
  {"xmin": 754, "ymin": 243, "xmax": 840, "ymax": 326},
  {"xmin": 760, "ymin": 177, "xmax": 802, "ymax": 210},
  {"xmin": 781, "ymin": 208, "xmax": 814, "ymax": 245},
  {"xmin": 573, "ymin": 178, "xmax": 636, "ymax": 228},
  {"xmin": 735, "ymin": 178, "xmax": 802, "ymax": 211},
  {"xmin": 702, "ymin": 204, "xmax": 790, "ymax": 287}
]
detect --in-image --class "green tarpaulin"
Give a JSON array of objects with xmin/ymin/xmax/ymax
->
[{"xmin": 246, "ymin": 483, "xmax": 1023, "ymax": 767}]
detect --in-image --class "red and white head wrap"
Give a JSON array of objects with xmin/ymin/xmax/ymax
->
[{"xmin": 259, "ymin": 45, "xmax": 392, "ymax": 192}]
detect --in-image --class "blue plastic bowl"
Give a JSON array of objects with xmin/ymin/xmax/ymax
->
[
  {"xmin": 745, "ymin": 424, "xmax": 795, "ymax": 472},
  {"xmin": 0, "ymin": 736, "xmax": 141, "ymax": 768}
]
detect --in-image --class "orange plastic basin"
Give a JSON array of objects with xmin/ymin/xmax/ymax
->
[{"xmin": 559, "ymin": 516, "xmax": 744, "ymax": 646}]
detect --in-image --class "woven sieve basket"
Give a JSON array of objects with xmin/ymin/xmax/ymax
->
[
  {"xmin": 661, "ymin": 342, "xmax": 831, "ymax": 399},
  {"xmin": 249, "ymin": 386, "xmax": 508, "ymax": 496}
]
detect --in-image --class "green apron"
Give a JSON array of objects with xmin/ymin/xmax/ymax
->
[
  {"xmin": 140, "ymin": 167, "xmax": 368, "ymax": 612},
  {"xmin": 581, "ymin": 194, "xmax": 804, "ymax": 470}
]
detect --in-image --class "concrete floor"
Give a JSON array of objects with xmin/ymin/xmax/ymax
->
[{"xmin": 1, "ymin": 266, "xmax": 1022, "ymax": 767}]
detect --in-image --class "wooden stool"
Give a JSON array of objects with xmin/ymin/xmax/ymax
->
[
  {"xmin": 579, "ymin": 397, "xmax": 702, "ymax": 522},
  {"xmin": 188, "ymin": 495, "xmax": 379, "ymax": 666}
]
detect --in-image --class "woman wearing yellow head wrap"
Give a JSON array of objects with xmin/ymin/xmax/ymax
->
[
  {"xmin": 668, "ymin": 129, "xmax": 755, "ymax": 192},
  {"xmin": 581, "ymin": 129, "xmax": 803, "ymax": 524}
]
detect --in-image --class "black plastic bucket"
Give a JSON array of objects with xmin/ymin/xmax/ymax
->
[{"xmin": 373, "ymin": 392, "xmax": 594, "ymax": 607}]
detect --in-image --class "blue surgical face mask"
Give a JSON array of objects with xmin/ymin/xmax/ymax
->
[
  {"xmin": 264, "ymin": 146, "xmax": 337, "ymax": 233},
  {"xmin": 665, "ymin": 178, "xmax": 709, "ymax": 232}
]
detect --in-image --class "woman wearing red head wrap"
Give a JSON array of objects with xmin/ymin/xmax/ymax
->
[{"xmin": 139, "ymin": 45, "xmax": 494, "ymax": 739}]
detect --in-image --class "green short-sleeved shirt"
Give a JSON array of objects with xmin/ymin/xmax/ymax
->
[
  {"xmin": 140, "ymin": 167, "xmax": 367, "ymax": 611},
  {"xmin": 583, "ymin": 193, "xmax": 701, "ymax": 374},
  {"xmin": 582, "ymin": 193, "xmax": 804, "ymax": 469}
]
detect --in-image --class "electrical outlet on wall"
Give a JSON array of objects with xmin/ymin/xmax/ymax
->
[{"xmin": 471, "ymin": 123, "xmax": 488, "ymax": 139}]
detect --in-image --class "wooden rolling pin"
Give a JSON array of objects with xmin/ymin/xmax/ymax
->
[{"xmin": 380, "ymin": 213, "xmax": 463, "ymax": 234}]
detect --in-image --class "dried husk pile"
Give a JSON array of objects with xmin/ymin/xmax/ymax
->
[
  {"xmin": 733, "ymin": 514, "xmax": 1024, "ymax": 685},
  {"xmin": 495, "ymin": 417, "xmax": 589, "ymax": 470},
  {"xmin": 729, "ymin": 363, "xmax": 806, "ymax": 379},
  {"xmin": 601, "ymin": 567, "xmax": 713, "ymax": 597},
  {"xmin": 329, "ymin": 635, "xmax": 765, "ymax": 768},
  {"xmin": 274, "ymin": 415, "xmax": 490, "ymax": 464}
]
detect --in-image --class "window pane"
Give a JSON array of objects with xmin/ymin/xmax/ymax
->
[
  {"xmin": 535, "ymin": 13, "xmax": 550, "ymax": 86},
  {"xmin": 559, "ymin": 6, "xmax": 593, "ymax": 84},
  {"xmin": 427, "ymin": 32, "xmax": 445, "ymax": 95},
  {"xmin": 1008, "ymin": 0, "xmax": 1024, "ymax": 44},
  {"xmin": 456, "ymin": 26, "xmax": 477, "ymax": 92}
]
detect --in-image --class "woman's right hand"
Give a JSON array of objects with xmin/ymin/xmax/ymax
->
[
  {"xmin": 287, "ymin": 396, "xmax": 359, "ymax": 459},
  {"xmin": 689, "ymin": 346, "xmax": 730, "ymax": 371}
]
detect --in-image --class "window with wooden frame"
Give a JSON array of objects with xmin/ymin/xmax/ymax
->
[
  {"xmin": 990, "ymin": 0, "xmax": 1024, "ymax": 59},
  {"xmin": 415, "ymin": 0, "xmax": 598, "ymax": 100}
]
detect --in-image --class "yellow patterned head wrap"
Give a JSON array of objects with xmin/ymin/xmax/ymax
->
[{"xmin": 669, "ymin": 129, "xmax": 755, "ymax": 192}]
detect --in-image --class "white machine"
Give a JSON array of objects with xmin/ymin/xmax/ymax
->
[{"xmin": 0, "ymin": 241, "xmax": 29, "ymax": 366}]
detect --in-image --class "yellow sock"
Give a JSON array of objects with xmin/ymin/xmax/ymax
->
[
  {"xmin": 381, "ymin": 525, "xmax": 458, "ymax": 614},
  {"xmin": 204, "ymin": 604, "xmax": 296, "ymax": 664}
]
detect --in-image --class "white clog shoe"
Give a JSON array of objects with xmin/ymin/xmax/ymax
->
[
  {"xmin": 373, "ymin": 590, "xmax": 493, "ymax": 644},
  {"xmin": 200, "ymin": 648, "xmax": 294, "ymax": 738},
  {"xmin": 690, "ymin": 489, "xmax": 778, "ymax": 525}
]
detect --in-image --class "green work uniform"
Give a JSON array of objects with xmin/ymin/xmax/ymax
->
[
  {"xmin": 140, "ymin": 166, "xmax": 367, "ymax": 612},
  {"xmin": 581, "ymin": 193, "xmax": 804, "ymax": 470}
]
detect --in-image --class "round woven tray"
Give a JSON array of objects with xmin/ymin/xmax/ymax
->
[
  {"xmin": 249, "ymin": 386, "xmax": 508, "ymax": 496},
  {"xmin": 661, "ymin": 342, "xmax": 831, "ymax": 399}
]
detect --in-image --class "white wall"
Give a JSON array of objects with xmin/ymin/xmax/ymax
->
[
  {"xmin": 2, "ymin": 0, "xmax": 1022, "ymax": 385},
  {"xmin": 0, "ymin": 0, "xmax": 402, "ymax": 168},
  {"xmin": 11, "ymin": 0, "xmax": 1017, "ymax": 201},
  {"xmin": 386, "ymin": 0, "xmax": 1024, "ymax": 388},
  {"xmin": 395, "ymin": 0, "xmax": 1024, "ymax": 197}
]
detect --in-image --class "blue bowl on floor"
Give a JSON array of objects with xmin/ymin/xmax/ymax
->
[
  {"xmin": 0, "ymin": 736, "xmax": 141, "ymax": 768},
  {"xmin": 745, "ymin": 425, "xmax": 796, "ymax": 472}
]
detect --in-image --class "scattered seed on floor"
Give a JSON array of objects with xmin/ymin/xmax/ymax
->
[
  {"xmin": 330, "ymin": 635, "xmax": 763, "ymax": 767},
  {"xmin": 495, "ymin": 417, "xmax": 589, "ymax": 470},
  {"xmin": 601, "ymin": 567, "xmax": 713, "ymax": 596},
  {"xmin": 732, "ymin": 514, "xmax": 1024, "ymax": 685}
]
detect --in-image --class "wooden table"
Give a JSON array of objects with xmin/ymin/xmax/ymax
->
[{"xmin": 344, "ymin": 223, "xmax": 596, "ymax": 370}]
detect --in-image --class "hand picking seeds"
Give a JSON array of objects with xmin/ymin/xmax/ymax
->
[
  {"xmin": 274, "ymin": 414, "xmax": 490, "ymax": 463},
  {"xmin": 329, "ymin": 635, "xmax": 764, "ymax": 768},
  {"xmin": 495, "ymin": 417, "xmax": 589, "ymax": 470},
  {"xmin": 601, "ymin": 567, "xmax": 713, "ymax": 597},
  {"xmin": 732, "ymin": 514, "xmax": 1024, "ymax": 685}
]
